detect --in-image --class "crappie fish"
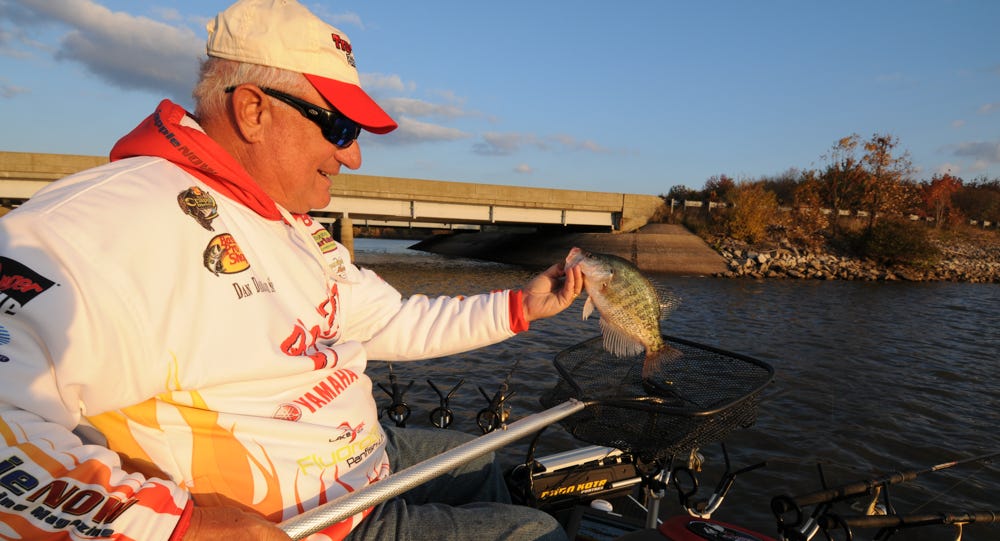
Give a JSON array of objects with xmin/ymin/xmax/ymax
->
[{"xmin": 565, "ymin": 247, "xmax": 678, "ymax": 382}]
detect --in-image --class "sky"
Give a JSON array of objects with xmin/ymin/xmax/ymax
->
[{"xmin": 1, "ymin": 0, "xmax": 998, "ymax": 196}]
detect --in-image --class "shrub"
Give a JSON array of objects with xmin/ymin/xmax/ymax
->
[
  {"xmin": 724, "ymin": 183, "xmax": 780, "ymax": 244},
  {"xmin": 852, "ymin": 219, "xmax": 939, "ymax": 266}
]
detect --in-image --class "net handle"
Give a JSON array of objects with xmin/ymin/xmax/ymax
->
[{"xmin": 278, "ymin": 398, "xmax": 589, "ymax": 539}]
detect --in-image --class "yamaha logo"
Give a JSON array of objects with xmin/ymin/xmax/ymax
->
[{"xmin": 273, "ymin": 403, "xmax": 302, "ymax": 422}]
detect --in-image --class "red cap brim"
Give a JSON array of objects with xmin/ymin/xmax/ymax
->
[{"xmin": 305, "ymin": 73, "xmax": 397, "ymax": 134}]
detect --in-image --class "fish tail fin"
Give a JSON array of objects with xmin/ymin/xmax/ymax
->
[{"xmin": 641, "ymin": 345, "xmax": 681, "ymax": 381}]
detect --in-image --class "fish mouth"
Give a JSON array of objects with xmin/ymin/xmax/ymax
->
[{"xmin": 565, "ymin": 246, "xmax": 586, "ymax": 267}]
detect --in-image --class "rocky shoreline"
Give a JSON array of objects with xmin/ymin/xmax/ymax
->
[
  {"xmin": 411, "ymin": 226, "xmax": 999, "ymax": 283},
  {"xmin": 712, "ymin": 236, "xmax": 1000, "ymax": 283}
]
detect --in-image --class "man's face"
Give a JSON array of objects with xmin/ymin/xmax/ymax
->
[{"xmin": 251, "ymin": 85, "xmax": 362, "ymax": 214}]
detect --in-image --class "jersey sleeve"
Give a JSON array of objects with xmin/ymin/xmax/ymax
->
[{"xmin": 0, "ymin": 210, "xmax": 191, "ymax": 540}]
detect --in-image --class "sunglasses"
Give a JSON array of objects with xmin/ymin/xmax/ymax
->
[{"xmin": 224, "ymin": 85, "xmax": 362, "ymax": 149}]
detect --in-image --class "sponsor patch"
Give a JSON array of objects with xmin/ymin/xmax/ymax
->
[
  {"xmin": 0, "ymin": 454, "xmax": 136, "ymax": 535},
  {"xmin": 177, "ymin": 186, "xmax": 219, "ymax": 230},
  {"xmin": 312, "ymin": 228, "xmax": 337, "ymax": 254},
  {"xmin": 328, "ymin": 256, "xmax": 348, "ymax": 280},
  {"xmin": 202, "ymin": 234, "xmax": 250, "ymax": 275},
  {"xmin": 0, "ymin": 257, "xmax": 56, "ymax": 315}
]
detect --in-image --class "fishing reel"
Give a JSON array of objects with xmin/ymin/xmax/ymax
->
[
  {"xmin": 476, "ymin": 382, "xmax": 515, "ymax": 434},
  {"xmin": 670, "ymin": 444, "xmax": 766, "ymax": 519},
  {"xmin": 770, "ymin": 452, "xmax": 1000, "ymax": 541}
]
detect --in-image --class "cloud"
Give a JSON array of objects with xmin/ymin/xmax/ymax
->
[
  {"xmin": 550, "ymin": 134, "xmax": 610, "ymax": 153},
  {"xmin": 380, "ymin": 97, "xmax": 470, "ymax": 120},
  {"xmin": 978, "ymin": 102, "xmax": 1000, "ymax": 115},
  {"xmin": 6, "ymin": 0, "xmax": 203, "ymax": 103},
  {"xmin": 472, "ymin": 132, "xmax": 611, "ymax": 156},
  {"xmin": 380, "ymin": 116, "xmax": 469, "ymax": 145},
  {"xmin": 514, "ymin": 163, "xmax": 534, "ymax": 175},
  {"xmin": 308, "ymin": 6, "xmax": 363, "ymax": 30},
  {"xmin": 361, "ymin": 73, "xmax": 413, "ymax": 94},
  {"xmin": 952, "ymin": 140, "xmax": 1000, "ymax": 165},
  {"xmin": 149, "ymin": 7, "xmax": 183, "ymax": 23},
  {"xmin": 0, "ymin": 5, "xmax": 55, "ymax": 58},
  {"xmin": 0, "ymin": 80, "xmax": 29, "ymax": 98},
  {"xmin": 951, "ymin": 119, "xmax": 965, "ymax": 129},
  {"xmin": 473, "ymin": 133, "xmax": 538, "ymax": 156},
  {"xmin": 0, "ymin": 30, "xmax": 37, "ymax": 59}
]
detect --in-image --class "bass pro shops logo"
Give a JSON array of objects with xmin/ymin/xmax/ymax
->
[
  {"xmin": 202, "ymin": 234, "xmax": 250, "ymax": 275},
  {"xmin": 0, "ymin": 257, "xmax": 56, "ymax": 315}
]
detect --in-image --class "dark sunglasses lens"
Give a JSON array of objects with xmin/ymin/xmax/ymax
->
[{"xmin": 322, "ymin": 117, "xmax": 362, "ymax": 148}]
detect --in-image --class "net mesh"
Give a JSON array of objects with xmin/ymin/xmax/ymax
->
[{"xmin": 539, "ymin": 335, "xmax": 774, "ymax": 463}]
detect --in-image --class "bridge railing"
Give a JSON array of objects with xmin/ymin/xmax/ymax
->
[{"xmin": 0, "ymin": 151, "xmax": 665, "ymax": 232}]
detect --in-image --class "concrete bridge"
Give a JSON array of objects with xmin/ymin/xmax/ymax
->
[
  {"xmin": 0, "ymin": 151, "xmax": 664, "ymax": 234},
  {"xmin": 0, "ymin": 151, "xmax": 729, "ymax": 274}
]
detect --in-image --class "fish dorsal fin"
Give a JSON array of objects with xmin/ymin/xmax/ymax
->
[
  {"xmin": 582, "ymin": 296, "xmax": 596, "ymax": 320},
  {"xmin": 599, "ymin": 317, "xmax": 646, "ymax": 358}
]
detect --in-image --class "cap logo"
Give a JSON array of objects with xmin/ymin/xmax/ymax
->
[{"xmin": 331, "ymin": 33, "xmax": 356, "ymax": 68}]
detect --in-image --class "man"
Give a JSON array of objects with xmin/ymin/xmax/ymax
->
[{"xmin": 0, "ymin": 1, "xmax": 580, "ymax": 539}]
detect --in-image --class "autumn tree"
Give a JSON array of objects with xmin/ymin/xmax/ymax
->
[
  {"xmin": 819, "ymin": 134, "xmax": 867, "ymax": 234},
  {"xmin": 662, "ymin": 185, "xmax": 700, "ymax": 201},
  {"xmin": 858, "ymin": 133, "xmax": 915, "ymax": 230},
  {"xmin": 758, "ymin": 168, "xmax": 803, "ymax": 205},
  {"xmin": 921, "ymin": 173, "xmax": 963, "ymax": 227},
  {"xmin": 788, "ymin": 171, "xmax": 830, "ymax": 248},
  {"xmin": 953, "ymin": 176, "xmax": 1000, "ymax": 223},
  {"xmin": 703, "ymin": 174, "xmax": 736, "ymax": 202}
]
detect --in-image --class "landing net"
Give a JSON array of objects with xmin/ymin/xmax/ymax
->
[{"xmin": 540, "ymin": 335, "xmax": 774, "ymax": 463}]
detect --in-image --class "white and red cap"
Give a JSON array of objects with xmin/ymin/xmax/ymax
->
[{"xmin": 206, "ymin": 0, "xmax": 397, "ymax": 134}]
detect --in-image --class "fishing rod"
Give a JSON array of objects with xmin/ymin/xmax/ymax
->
[
  {"xmin": 773, "ymin": 450, "xmax": 999, "ymax": 512},
  {"xmin": 818, "ymin": 509, "xmax": 1000, "ymax": 541},
  {"xmin": 771, "ymin": 450, "xmax": 999, "ymax": 541}
]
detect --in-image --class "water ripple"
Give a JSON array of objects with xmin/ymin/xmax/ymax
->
[{"xmin": 356, "ymin": 241, "xmax": 1000, "ymax": 540}]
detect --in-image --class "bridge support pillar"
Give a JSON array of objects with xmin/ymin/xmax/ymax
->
[{"xmin": 334, "ymin": 214, "xmax": 354, "ymax": 259}]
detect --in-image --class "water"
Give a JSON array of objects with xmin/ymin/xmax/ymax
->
[{"xmin": 354, "ymin": 238, "xmax": 1000, "ymax": 541}]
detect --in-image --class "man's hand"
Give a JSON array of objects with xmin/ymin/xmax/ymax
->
[
  {"xmin": 520, "ymin": 252, "xmax": 584, "ymax": 322},
  {"xmin": 181, "ymin": 506, "xmax": 292, "ymax": 541}
]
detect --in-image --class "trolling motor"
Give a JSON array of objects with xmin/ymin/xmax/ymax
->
[{"xmin": 508, "ymin": 441, "xmax": 776, "ymax": 541}]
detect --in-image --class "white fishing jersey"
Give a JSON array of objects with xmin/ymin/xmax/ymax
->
[{"xmin": 0, "ymin": 100, "xmax": 528, "ymax": 540}]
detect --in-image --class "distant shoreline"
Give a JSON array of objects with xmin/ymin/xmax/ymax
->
[
  {"xmin": 409, "ymin": 224, "xmax": 729, "ymax": 277},
  {"xmin": 407, "ymin": 226, "xmax": 1000, "ymax": 283}
]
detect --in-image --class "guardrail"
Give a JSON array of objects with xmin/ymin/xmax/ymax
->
[{"xmin": 664, "ymin": 199, "xmax": 998, "ymax": 229}]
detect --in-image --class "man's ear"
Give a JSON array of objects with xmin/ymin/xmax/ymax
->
[{"xmin": 228, "ymin": 85, "xmax": 269, "ymax": 143}]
